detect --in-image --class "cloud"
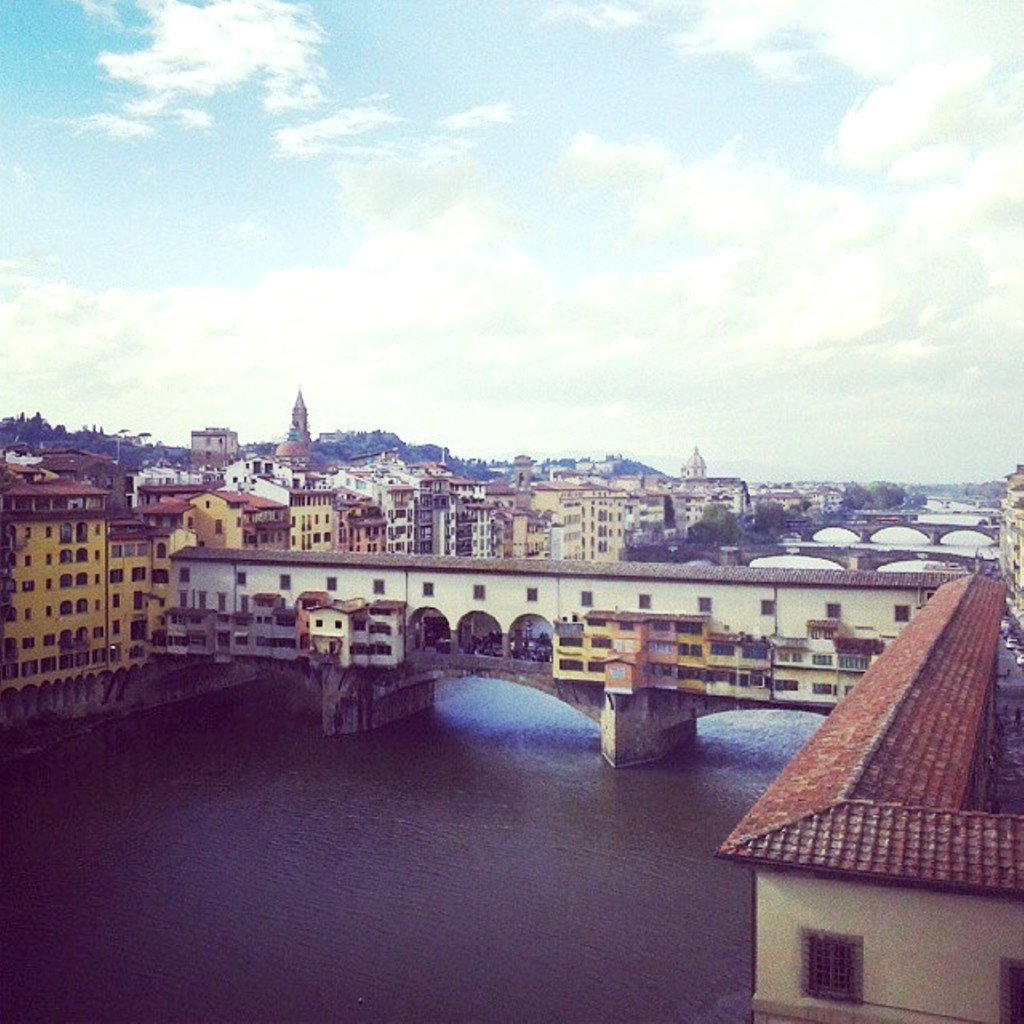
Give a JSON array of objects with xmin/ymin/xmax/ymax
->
[
  {"xmin": 273, "ymin": 105, "xmax": 403, "ymax": 157},
  {"xmin": 69, "ymin": 0, "xmax": 121, "ymax": 23},
  {"xmin": 98, "ymin": 0, "xmax": 326, "ymax": 111},
  {"xmin": 439, "ymin": 103, "xmax": 519, "ymax": 132},
  {"xmin": 555, "ymin": 1, "xmax": 1024, "ymax": 82},
  {"xmin": 833, "ymin": 57, "xmax": 1024, "ymax": 185},
  {"xmin": 70, "ymin": 112, "xmax": 157, "ymax": 139},
  {"xmin": 541, "ymin": 3, "xmax": 644, "ymax": 31}
]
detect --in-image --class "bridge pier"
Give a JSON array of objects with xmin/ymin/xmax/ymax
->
[
  {"xmin": 601, "ymin": 688, "xmax": 698, "ymax": 768},
  {"xmin": 318, "ymin": 663, "xmax": 437, "ymax": 737}
]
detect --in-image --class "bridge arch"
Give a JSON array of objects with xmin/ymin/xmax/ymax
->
[
  {"xmin": 508, "ymin": 613, "xmax": 553, "ymax": 663},
  {"xmin": 812, "ymin": 526, "xmax": 859, "ymax": 544},
  {"xmin": 938, "ymin": 528, "xmax": 994, "ymax": 547},
  {"xmin": 749, "ymin": 554, "xmax": 845, "ymax": 570},
  {"xmin": 456, "ymin": 610, "xmax": 504, "ymax": 657},
  {"xmin": 408, "ymin": 606, "xmax": 452, "ymax": 653},
  {"xmin": 869, "ymin": 525, "xmax": 929, "ymax": 546}
]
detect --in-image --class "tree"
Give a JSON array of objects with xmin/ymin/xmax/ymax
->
[
  {"xmin": 688, "ymin": 504, "xmax": 741, "ymax": 545},
  {"xmin": 752, "ymin": 501, "xmax": 788, "ymax": 539}
]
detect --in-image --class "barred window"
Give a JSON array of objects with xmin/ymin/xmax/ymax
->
[{"xmin": 803, "ymin": 931, "xmax": 862, "ymax": 1002}]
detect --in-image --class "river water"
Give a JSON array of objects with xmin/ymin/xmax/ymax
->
[{"xmin": 1, "ymin": 677, "xmax": 821, "ymax": 1023}]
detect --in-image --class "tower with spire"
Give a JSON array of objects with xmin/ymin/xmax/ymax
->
[{"xmin": 275, "ymin": 388, "xmax": 313, "ymax": 465}]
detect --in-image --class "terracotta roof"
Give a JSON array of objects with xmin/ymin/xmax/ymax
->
[
  {"xmin": 0, "ymin": 480, "xmax": 108, "ymax": 497},
  {"xmin": 138, "ymin": 498, "xmax": 192, "ymax": 515},
  {"xmin": 726, "ymin": 801, "xmax": 1023, "ymax": 899},
  {"xmin": 718, "ymin": 575, "xmax": 1022, "ymax": 898}
]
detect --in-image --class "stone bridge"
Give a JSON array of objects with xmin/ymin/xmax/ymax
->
[
  {"xmin": 314, "ymin": 649, "xmax": 829, "ymax": 767},
  {"xmin": 792, "ymin": 521, "xmax": 999, "ymax": 546}
]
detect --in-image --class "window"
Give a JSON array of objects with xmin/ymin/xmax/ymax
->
[
  {"xmin": 237, "ymin": 571, "xmax": 247, "ymax": 586},
  {"xmin": 133, "ymin": 591, "xmax": 145, "ymax": 611},
  {"xmin": 526, "ymin": 587, "xmax": 537, "ymax": 602},
  {"xmin": 131, "ymin": 566, "xmax": 146, "ymax": 582},
  {"xmin": 581, "ymin": 590, "xmax": 593, "ymax": 608},
  {"xmin": 698, "ymin": 596, "xmax": 712, "ymax": 613},
  {"xmin": 156, "ymin": 542, "xmax": 167, "ymax": 559},
  {"xmin": 422, "ymin": 582, "xmax": 434, "ymax": 597},
  {"xmin": 326, "ymin": 576, "xmax": 337, "ymax": 592},
  {"xmin": 812, "ymin": 653, "xmax": 833, "ymax": 666},
  {"xmin": 774, "ymin": 679, "xmax": 799, "ymax": 691},
  {"xmin": 676, "ymin": 620, "xmax": 702, "ymax": 636},
  {"xmin": 217, "ymin": 592, "xmax": 227, "ymax": 612},
  {"xmin": 112, "ymin": 594, "xmax": 121, "ymax": 609},
  {"xmin": 473, "ymin": 584, "xmax": 485, "ymax": 600},
  {"xmin": 761, "ymin": 600, "xmax": 775, "ymax": 616},
  {"xmin": 894, "ymin": 604, "xmax": 910, "ymax": 623},
  {"xmin": 711, "ymin": 642, "xmax": 734, "ymax": 657},
  {"xmin": 280, "ymin": 574, "xmax": 291, "ymax": 590},
  {"xmin": 812, "ymin": 682, "xmax": 834, "ymax": 695},
  {"xmin": 109, "ymin": 569, "xmax": 124, "ymax": 584},
  {"xmin": 373, "ymin": 579, "xmax": 385, "ymax": 595},
  {"xmin": 826, "ymin": 602, "xmax": 842, "ymax": 619},
  {"xmin": 838, "ymin": 654, "xmax": 869, "ymax": 671},
  {"xmin": 1002, "ymin": 959, "xmax": 1024, "ymax": 1024},
  {"xmin": 638, "ymin": 593, "xmax": 651, "ymax": 610},
  {"xmin": 179, "ymin": 568, "xmax": 191, "ymax": 583},
  {"xmin": 558, "ymin": 659, "xmax": 583, "ymax": 672},
  {"xmin": 803, "ymin": 931, "xmax": 862, "ymax": 1002},
  {"xmin": 21, "ymin": 580, "xmax": 34, "ymax": 592}
]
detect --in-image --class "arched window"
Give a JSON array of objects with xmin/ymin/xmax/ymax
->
[
  {"xmin": 156, "ymin": 542, "xmax": 167, "ymax": 559},
  {"xmin": 75, "ymin": 598, "xmax": 88, "ymax": 613},
  {"xmin": 59, "ymin": 601, "xmax": 73, "ymax": 615},
  {"xmin": 75, "ymin": 626, "xmax": 88, "ymax": 642},
  {"xmin": 59, "ymin": 523, "xmax": 73, "ymax": 544},
  {"xmin": 75, "ymin": 572, "xmax": 88, "ymax": 586},
  {"xmin": 59, "ymin": 629, "xmax": 72, "ymax": 645},
  {"xmin": 75, "ymin": 548, "xmax": 88, "ymax": 562},
  {"xmin": 60, "ymin": 574, "xmax": 73, "ymax": 588},
  {"xmin": 59, "ymin": 549, "xmax": 73, "ymax": 564},
  {"xmin": 75, "ymin": 522, "xmax": 88, "ymax": 542}
]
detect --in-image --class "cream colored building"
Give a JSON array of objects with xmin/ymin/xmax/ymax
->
[
  {"xmin": 719, "ymin": 575, "xmax": 1023, "ymax": 1023},
  {"xmin": 532, "ymin": 482, "xmax": 625, "ymax": 561},
  {"xmin": 1002, "ymin": 464, "xmax": 1024, "ymax": 628}
]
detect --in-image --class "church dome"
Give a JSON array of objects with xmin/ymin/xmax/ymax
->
[{"xmin": 275, "ymin": 439, "xmax": 310, "ymax": 460}]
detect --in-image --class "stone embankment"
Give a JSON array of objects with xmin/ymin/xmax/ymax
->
[{"xmin": 0, "ymin": 658, "xmax": 267, "ymax": 761}]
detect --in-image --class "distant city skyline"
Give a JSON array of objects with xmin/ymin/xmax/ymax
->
[{"xmin": 2, "ymin": 1, "xmax": 1022, "ymax": 481}]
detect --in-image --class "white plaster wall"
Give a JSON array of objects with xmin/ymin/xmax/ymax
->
[
  {"xmin": 175, "ymin": 555, "xmax": 932, "ymax": 649},
  {"xmin": 755, "ymin": 872, "xmax": 1024, "ymax": 1023}
]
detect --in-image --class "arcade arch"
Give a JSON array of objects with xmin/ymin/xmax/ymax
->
[
  {"xmin": 508, "ymin": 614, "xmax": 553, "ymax": 663},
  {"xmin": 456, "ymin": 611, "xmax": 503, "ymax": 657},
  {"xmin": 408, "ymin": 607, "xmax": 452, "ymax": 653}
]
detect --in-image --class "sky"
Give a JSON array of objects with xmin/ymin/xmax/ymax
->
[{"xmin": 1, "ymin": 0, "xmax": 1022, "ymax": 482}]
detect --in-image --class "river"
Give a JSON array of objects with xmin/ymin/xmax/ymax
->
[{"xmin": 1, "ymin": 676, "xmax": 822, "ymax": 1023}]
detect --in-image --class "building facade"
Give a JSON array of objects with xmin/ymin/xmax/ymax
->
[{"xmin": 1002, "ymin": 464, "xmax": 1024, "ymax": 629}]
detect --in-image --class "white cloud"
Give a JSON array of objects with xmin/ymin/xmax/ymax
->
[
  {"xmin": 273, "ymin": 105, "xmax": 403, "ymax": 157},
  {"xmin": 439, "ymin": 103, "xmax": 519, "ymax": 132},
  {"xmin": 96, "ymin": 0, "xmax": 326, "ymax": 112},
  {"xmin": 541, "ymin": 3, "xmax": 644, "ymax": 31},
  {"xmin": 69, "ymin": 0, "xmax": 121, "ymax": 23},
  {"xmin": 555, "ymin": 1, "xmax": 1024, "ymax": 82},
  {"xmin": 70, "ymin": 112, "xmax": 156, "ymax": 139},
  {"xmin": 833, "ymin": 57, "xmax": 1015, "ymax": 173}
]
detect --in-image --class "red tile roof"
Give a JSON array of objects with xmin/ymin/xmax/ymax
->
[{"xmin": 718, "ymin": 575, "xmax": 1022, "ymax": 898}]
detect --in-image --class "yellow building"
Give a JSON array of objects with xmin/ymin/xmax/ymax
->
[
  {"xmin": 0, "ymin": 477, "xmax": 110, "ymax": 699},
  {"xmin": 1001, "ymin": 464, "xmax": 1024, "ymax": 628},
  {"xmin": 288, "ymin": 487, "xmax": 334, "ymax": 552},
  {"xmin": 106, "ymin": 518, "xmax": 157, "ymax": 671}
]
